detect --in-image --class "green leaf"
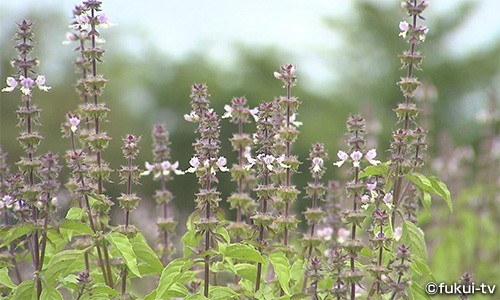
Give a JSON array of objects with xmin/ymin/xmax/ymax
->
[
  {"xmin": 234, "ymin": 263, "xmax": 257, "ymax": 283},
  {"xmin": 216, "ymin": 226, "xmax": 231, "ymax": 244},
  {"xmin": 414, "ymin": 257, "xmax": 435, "ymax": 282},
  {"xmin": 270, "ymin": 252, "xmax": 291, "ymax": 295},
  {"xmin": 290, "ymin": 259, "xmax": 305, "ymax": 294},
  {"xmin": 359, "ymin": 163, "xmax": 389, "ymax": 179},
  {"xmin": 402, "ymin": 220, "xmax": 428, "ymax": 260},
  {"xmin": 209, "ymin": 286, "xmax": 239, "ymax": 299},
  {"xmin": 60, "ymin": 220, "xmax": 94, "ymax": 240},
  {"xmin": 406, "ymin": 173, "xmax": 452, "ymax": 213},
  {"xmin": 410, "ymin": 281, "xmax": 431, "ymax": 300},
  {"xmin": 130, "ymin": 232, "xmax": 163, "ymax": 275},
  {"xmin": 225, "ymin": 243, "xmax": 264, "ymax": 263},
  {"xmin": 40, "ymin": 286, "xmax": 63, "ymax": 300},
  {"xmin": 428, "ymin": 175, "xmax": 453, "ymax": 212},
  {"xmin": 0, "ymin": 267, "xmax": 16, "ymax": 288},
  {"xmin": 150, "ymin": 258, "xmax": 194, "ymax": 300},
  {"xmin": 0, "ymin": 224, "xmax": 34, "ymax": 247},
  {"xmin": 105, "ymin": 232, "xmax": 141, "ymax": 277},
  {"xmin": 66, "ymin": 207, "xmax": 85, "ymax": 220},
  {"xmin": 93, "ymin": 283, "xmax": 120, "ymax": 297},
  {"xmin": 421, "ymin": 191, "xmax": 431, "ymax": 215},
  {"xmin": 12, "ymin": 280, "xmax": 35, "ymax": 300},
  {"xmin": 43, "ymin": 249, "xmax": 84, "ymax": 285}
]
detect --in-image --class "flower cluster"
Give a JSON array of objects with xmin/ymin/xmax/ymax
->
[
  {"xmin": 186, "ymin": 84, "xmax": 223, "ymax": 297},
  {"xmin": 273, "ymin": 64, "xmax": 301, "ymax": 247},
  {"xmin": 389, "ymin": 0, "xmax": 430, "ymax": 227},
  {"xmin": 302, "ymin": 143, "xmax": 328, "ymax": 252},
  {"xmin": 252, "ymin": 101, "xmax": 278, "ymax": 291},
  {"xmin": 225, "ymin": 97, "xmax": 257, "ymax": 240}
]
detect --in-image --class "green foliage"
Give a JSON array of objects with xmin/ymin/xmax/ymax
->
[
  {"xmin": 105, "ymin": 232, "xmax": 141, "ymax": 278},
  {"xmin": 406, "ymin": 172, "xmax": 453, "ymax": 212},
  {"xmin": 0, "ymin": 268, "xmax": 16, "ymax": 289},
  {"xmin": 269, "ymin": 252, "xmax": 291, "ymax": 295}
]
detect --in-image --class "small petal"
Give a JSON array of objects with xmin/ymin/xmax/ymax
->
[
  {"xmin": 161, "ymin": 161, "xmax": 171, "ymax": 171},
  {"xmin": 337, "ymin": 228, "xmax": 350, "ymax": 244},
  {"xmin": 350, "ymin": 151, "xmax": 363, "ymax": 162},
  {"xmin": 337, "ymin": 150, "xmax": 348, "ymax": 161},
  {"xmin": 2, "ymin": 77, "xmax": 17, "ymax": 92},
  {"xmin": 394, "ymin": 227, "xmax": 403, "ymax": 241},
  {"xmin": 249, "ymin": 107, "xmax": 259, "ymax": 122},
  {"xmin": 189, "ymin": 157, "xmax": 200, "ymax": 168},
  {"xmin": 367, "ymin": 182, "xmax": 377, "ymax": 191},
  {"xmin": 217, "ymin": 156, "xmax": 228, "ymax": 172},
  {"xmin": 96, "ymin": 13, "xmax": 109, "ymax": 24},
  {"xmin": 399, "ymin": 21, "xmax": 409, "ymax": 31},
  {"xmin": 222, "ymin": 105, "xmax": 232, "ymax": 119},
  {"xmin": 383, "ymin": 193, "xmax": 394, "ymax": 209}
]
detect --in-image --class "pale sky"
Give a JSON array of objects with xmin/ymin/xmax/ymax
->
[{"xmin": 1, "ymin": 0, "xmax": 499, "ymax": 86}]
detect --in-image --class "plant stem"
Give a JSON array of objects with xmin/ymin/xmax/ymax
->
[
  {"xmin": 255, "ymin": 120, "xmax": 270, "ymax": 292},
  {"xmin": 391, "ymin": 0, "xmax": 418, "ymax": 228},
  {"xmin": 283, "ymin": 83, "xmax": 291, "ymax": 247}
]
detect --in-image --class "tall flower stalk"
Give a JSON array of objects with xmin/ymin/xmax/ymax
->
[
  {"xmin": 62, "ymin": 114, "xmax": 108, "ymax": 287},
  {"xmin": 76, "ymin": 0, "xmax": 115, "ymax": 287},
  {"xmin": 252, "ymin": 101, "xmax": 278, "ymax": 291},
  {"xmin": 2, "ymin": 19, "xmax": 51, "ymax": 299},
  {"xmin": 66, "ymin": 4, "xmax": 93, "ymax": 153},
  {"xmin": 302, "ymin": 143, "xmax": 328, "ymax": 292},
  {"xmin": 390, "ymin": 0, "xmax": 430, "ymax": 226},
  {"xmin": 223, "ymin": 97, "xmax": 256, "ymax": 283},
  {"xmin": 333, "ymin": 114, "xmax": 381, "ymax": 299},
  {"xmin": 185, "ymin": 84, "xmax": 226, "ymax": 297},
  {"xmin": 273, "ymin": 64, "xmax": 301, "ymax": 247},
  {"xmin": 143, "ymin": 123, "xmax": 182, "ymax": 265},
  {"xmin": 117, "ymin": 134, "xmax": 142, "ymax": 295}
]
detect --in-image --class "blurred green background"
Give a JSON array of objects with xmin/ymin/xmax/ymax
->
[{"xmin": 1, "ymin": 0, "xmax": 498, "ymax": 290}]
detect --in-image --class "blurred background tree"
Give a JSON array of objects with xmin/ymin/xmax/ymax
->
[{"xmin": 1, "ymin": 0, "xmax": 498, "ymax": 287}]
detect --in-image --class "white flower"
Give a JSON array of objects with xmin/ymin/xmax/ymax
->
[
  {"xmin": 317, "ymin": 227, "xmax": 334, "ymax": 241},
  {"xmin": 162, "ymin": 160, "xmax": 184, "ymax": 175},
  {"xmin": 75, "ymin": 14, "xmax": 90, "ymax": 25},
  {"xmin": 365, "ymin": 149, "xmax": 381, "ymax": 166},
  {"xmin": 383, "ymin": 193, "xmax": 393, "ymax": 209},
  {"xmin": 337, "ymin": 228, "xmax": 350, "ymax": 244},
  {"xmin": 68, "ymin": 115, "xmax": 80, "ymax": 133},
  {"xmin": 19, "ymin": 76, "xmax": 34, "ymax": 95},
  {"xmin": 222, "ymin": 105, "xmax": 233, "ymax": 119},
  {"xmin": 97, "ymin": 13, "xmax": 109, "ymax": 24},
  {"xmin": 333, "ymin": 150, "xmax": 348, "ymax": 167},
  {"xmin": 289, "ymin": 113, "xmax": 302, "ymax": 127},
  {"xmin": 367, "ymin": 181, "xmax": 377, "ymax": 191},
  {"xmin": 361, "ymin": 194, "xmax": 371, "ymax": 204},
  {"xmin": 276, "ymin": 154, "xmax": 289, "ymax": 168},
  {"xmin": 273, "ymin": 71, "xmax": 282, "ymax": 80},
  {"xmin": 184, "ymin": 112, "xmax": 199, "ymax": 122},
  {"xmin": 186, "ymin": 156, "xmax": 200, "ymax": 173},
  {"xmin": 243, "ymin": 146, "xmax": 256, "ymax": 169},
  {"xmin": 249, "ymin": 107, "xmax": 259, "ymax": 122},
  {"xmin": 312, "ymin": 157, "xmax": 324, "ymax": 173},
  {"xmin": 361, "ymin": 194, "xmax": 373, "ymax": 210},
  {"xmin": 350, "ymin": 151, "xmax": 363, "ymax": 168},
  {"xmin": 140, "ymin": 161, "xmax": 156, "ymax": 176},
  {"xmin": 216, "ymin": 156, "xmax": 229, "ymax": 172},
  {"xmin": 2, "ymin": 77, "xmax": 18, "ymax": 92},
  {"xmin": 394, "ymin": 226, "xmax": 402, "ymax": 241},
  {"xmin": 36, "ymin": 75, "xmax": 51, "ymax": 92},
  {"xmin": 399, "ymin": 21, "xmax": 409, "ymax": 39},
  {"xmin": 262, "ymin": 154, "xmax": 275, "ymax": 171},
  {"xmin": 63, "ymin": 32, "xmax": 78, "ymax": 45}
]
